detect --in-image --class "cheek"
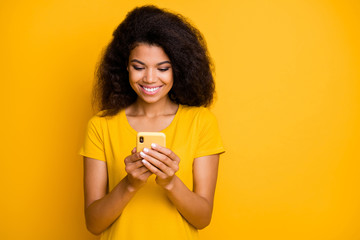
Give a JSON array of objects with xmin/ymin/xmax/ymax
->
[
  {"xmin": 128, "ymin": 72, "xmax": 138, "ymax": 88},
  {"xmin": 129, "ymin": 71, "xmax": 140, "ymax": 83},
  {"xmin": 165, "ymin": 71, "xmax": 174, "ymax": 84}
]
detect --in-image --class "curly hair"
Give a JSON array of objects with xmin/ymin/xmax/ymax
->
[{"xmin": 94, "ymin": 5, "xmax": 215, "ymax": 116}]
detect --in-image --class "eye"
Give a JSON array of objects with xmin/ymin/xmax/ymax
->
[
  {"xmin": 132, "ymin": 65, "xmax": 144, "ymax": 71},
  {"xmin": 158, "ymin": 67, "xmax": 170, "ymax": 72}
]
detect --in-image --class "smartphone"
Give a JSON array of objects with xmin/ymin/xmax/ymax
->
[{"xmin": 136, "ymin": 132, "xmax": 166, "ymax": 152}]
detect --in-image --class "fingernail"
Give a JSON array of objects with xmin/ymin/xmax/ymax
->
[
  {"xmin": 140, "ymin": 152, "xmax": 146, "ymax": 157},
  {"xmin": 143, "ymin": 148, "xmax": 149, "ymax": 153},
  {"xmin": 151, "ymin": 143, "xmax": 156, "ymax": 148},
  {"xmin": 142, "ymin": 159, "xmax": 148, "ymax": 164}
]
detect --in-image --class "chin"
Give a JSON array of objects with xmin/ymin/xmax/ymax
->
[{"xmin": 139, "ymin": 95, "xmax": 170, "ymax": 104}]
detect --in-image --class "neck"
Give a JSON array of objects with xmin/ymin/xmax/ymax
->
[{"xmin": 130, "ymin": 97, "xmax": 178, "ymax": 117}]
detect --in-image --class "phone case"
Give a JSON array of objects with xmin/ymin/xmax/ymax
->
[{"xmin": 136, "ymin": 132, "xmax": 166, "ymax": 152}]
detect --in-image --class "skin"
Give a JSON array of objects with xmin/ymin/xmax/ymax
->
[{"xmin": 84, "ymin": 43, "xmax": 220, "ymax": 235}]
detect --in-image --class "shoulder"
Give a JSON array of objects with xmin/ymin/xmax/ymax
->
[
  {"xmin": 87, "ymin": 110, "xmax": 124, "ymax": 127},
  {"xmin": 179, "ymin": 105, "xmax": 217, "ymax": 121}
]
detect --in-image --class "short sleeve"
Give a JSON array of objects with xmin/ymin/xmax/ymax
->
[
  {"xmin": 194, "ymin": 108, "xmax": 225, "ymax": 158},
  {"xmin": 79, "ymin": 115, "xmax": 106, "ymax": 161}
]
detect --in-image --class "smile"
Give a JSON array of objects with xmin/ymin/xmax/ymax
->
[{"xmin": 140, "ymin": 85, "xmax": 162, "ymax": 95}]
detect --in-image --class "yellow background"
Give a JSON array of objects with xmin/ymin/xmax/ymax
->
[{"xmin": 1, "ymin": 0, "xmax": 359, "ymax": 239}]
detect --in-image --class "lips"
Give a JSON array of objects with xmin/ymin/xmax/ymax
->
[{"xmin": 140, "ymin": 85, "xmax": 162, "ymax": 95}]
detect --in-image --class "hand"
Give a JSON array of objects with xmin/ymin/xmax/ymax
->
[
  {"xmin": 140, "ymin": 144, "xmax": 180, "ymax": 190},
  {"xmin": 124, "ymin": 147, "xmax": 153, "ymax": 192}
]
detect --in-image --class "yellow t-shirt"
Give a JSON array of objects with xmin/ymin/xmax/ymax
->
[{"xmin": 80, "ymin": 105, "xmax": 225, "ymax": 240}]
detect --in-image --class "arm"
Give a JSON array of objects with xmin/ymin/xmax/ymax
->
[
  {"xmin": 165, "ymin": 155, "xmax": 219, "ymax": 229},
  {"xmin": 140, "ymin": 145, "xmax": 219, "ymax": 229},
  {"xmin": 83, "ymin": 149, "xmax": 152, "ymax": 235}
]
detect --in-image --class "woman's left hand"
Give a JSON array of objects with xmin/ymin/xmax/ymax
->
[{"xmin": 139, "ymin": 144, "xmax": 180, "ymax": 190}]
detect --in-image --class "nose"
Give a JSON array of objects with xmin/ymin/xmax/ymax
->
[{"xmin": 143, "ymin": 68, "xmax": 156, "ymax": 83}]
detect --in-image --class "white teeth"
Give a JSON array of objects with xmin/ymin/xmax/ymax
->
[{"xmin": 143, "ymin": 86, "xmax": 160, "ymax": 92}]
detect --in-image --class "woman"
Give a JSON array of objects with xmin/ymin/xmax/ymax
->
[{"xmin": 80, "ymin": 5, "xmax": 225, "ymax": 239}]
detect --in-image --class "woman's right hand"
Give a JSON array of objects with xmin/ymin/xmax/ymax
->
[{"xmin": 124, "ymin": 147, "xmax": 152, "ymax": 192}]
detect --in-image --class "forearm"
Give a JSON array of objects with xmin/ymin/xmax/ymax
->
[
  {"xmin": 85, "ymin": 176, "xmax": 136, "ymax": 235},
  {"xmin": 164, "ymin": 176, "xmax": 213, "ymax": 229}
]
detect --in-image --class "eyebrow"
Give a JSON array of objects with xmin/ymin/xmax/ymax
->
[{"xmin": 130, "ymin": 59, "xmax": 171, "ymax": 66}]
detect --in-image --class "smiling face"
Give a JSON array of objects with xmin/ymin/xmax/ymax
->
[{"xmin": 128, "ymin": 43, "xmax": 174, "ymax": 105}]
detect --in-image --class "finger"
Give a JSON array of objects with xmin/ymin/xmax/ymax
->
[
  {"xmin": 125, "ymin": 152, "xmax": 142, "ymax": 164},
  {"xmin": 134, "ymin": 166, "xmax": 151, "ymax": 176},
  {"xmin": 128, "ymin": 166, "xmax": 152, "ymax": 183},
  {"xmin": 144, "ymin": 146, "xmax": 180, "ymax": 170},
  {"xmin": 140, "ymin": 151, "xmax": 168, "ymax": 170},
  {"xmin": 142, "ymin": 148, "xmax": 173, "ymax": 168},
  {"xmin": 131, "ymin": 147, "xmax": 137, "ymax": 154},
  {"xmin": 141, "ymin": 170, "xmax": 153, "ymax": 179},
  {"xmin": 151, "ymin": 144, "xmax": 179, "ymax": 163},
  {"xmin": 125, "ymin": 160, "xmax": 144, "ymax": 173},
  {"xmin": 140, "ymin": 152, "xmax": 177, "ymax": 177},
  {"xmin": 132, "ymin": 159, "xmax": 146, "ymax": 168},
  {"xmin": 142, "ymin": 159, "xmax": 167, "ymax": 178}
]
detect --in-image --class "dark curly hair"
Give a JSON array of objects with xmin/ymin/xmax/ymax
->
[{"xmin": 94, "ymin": 5, "xmax": 215, "ymax": 116}]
